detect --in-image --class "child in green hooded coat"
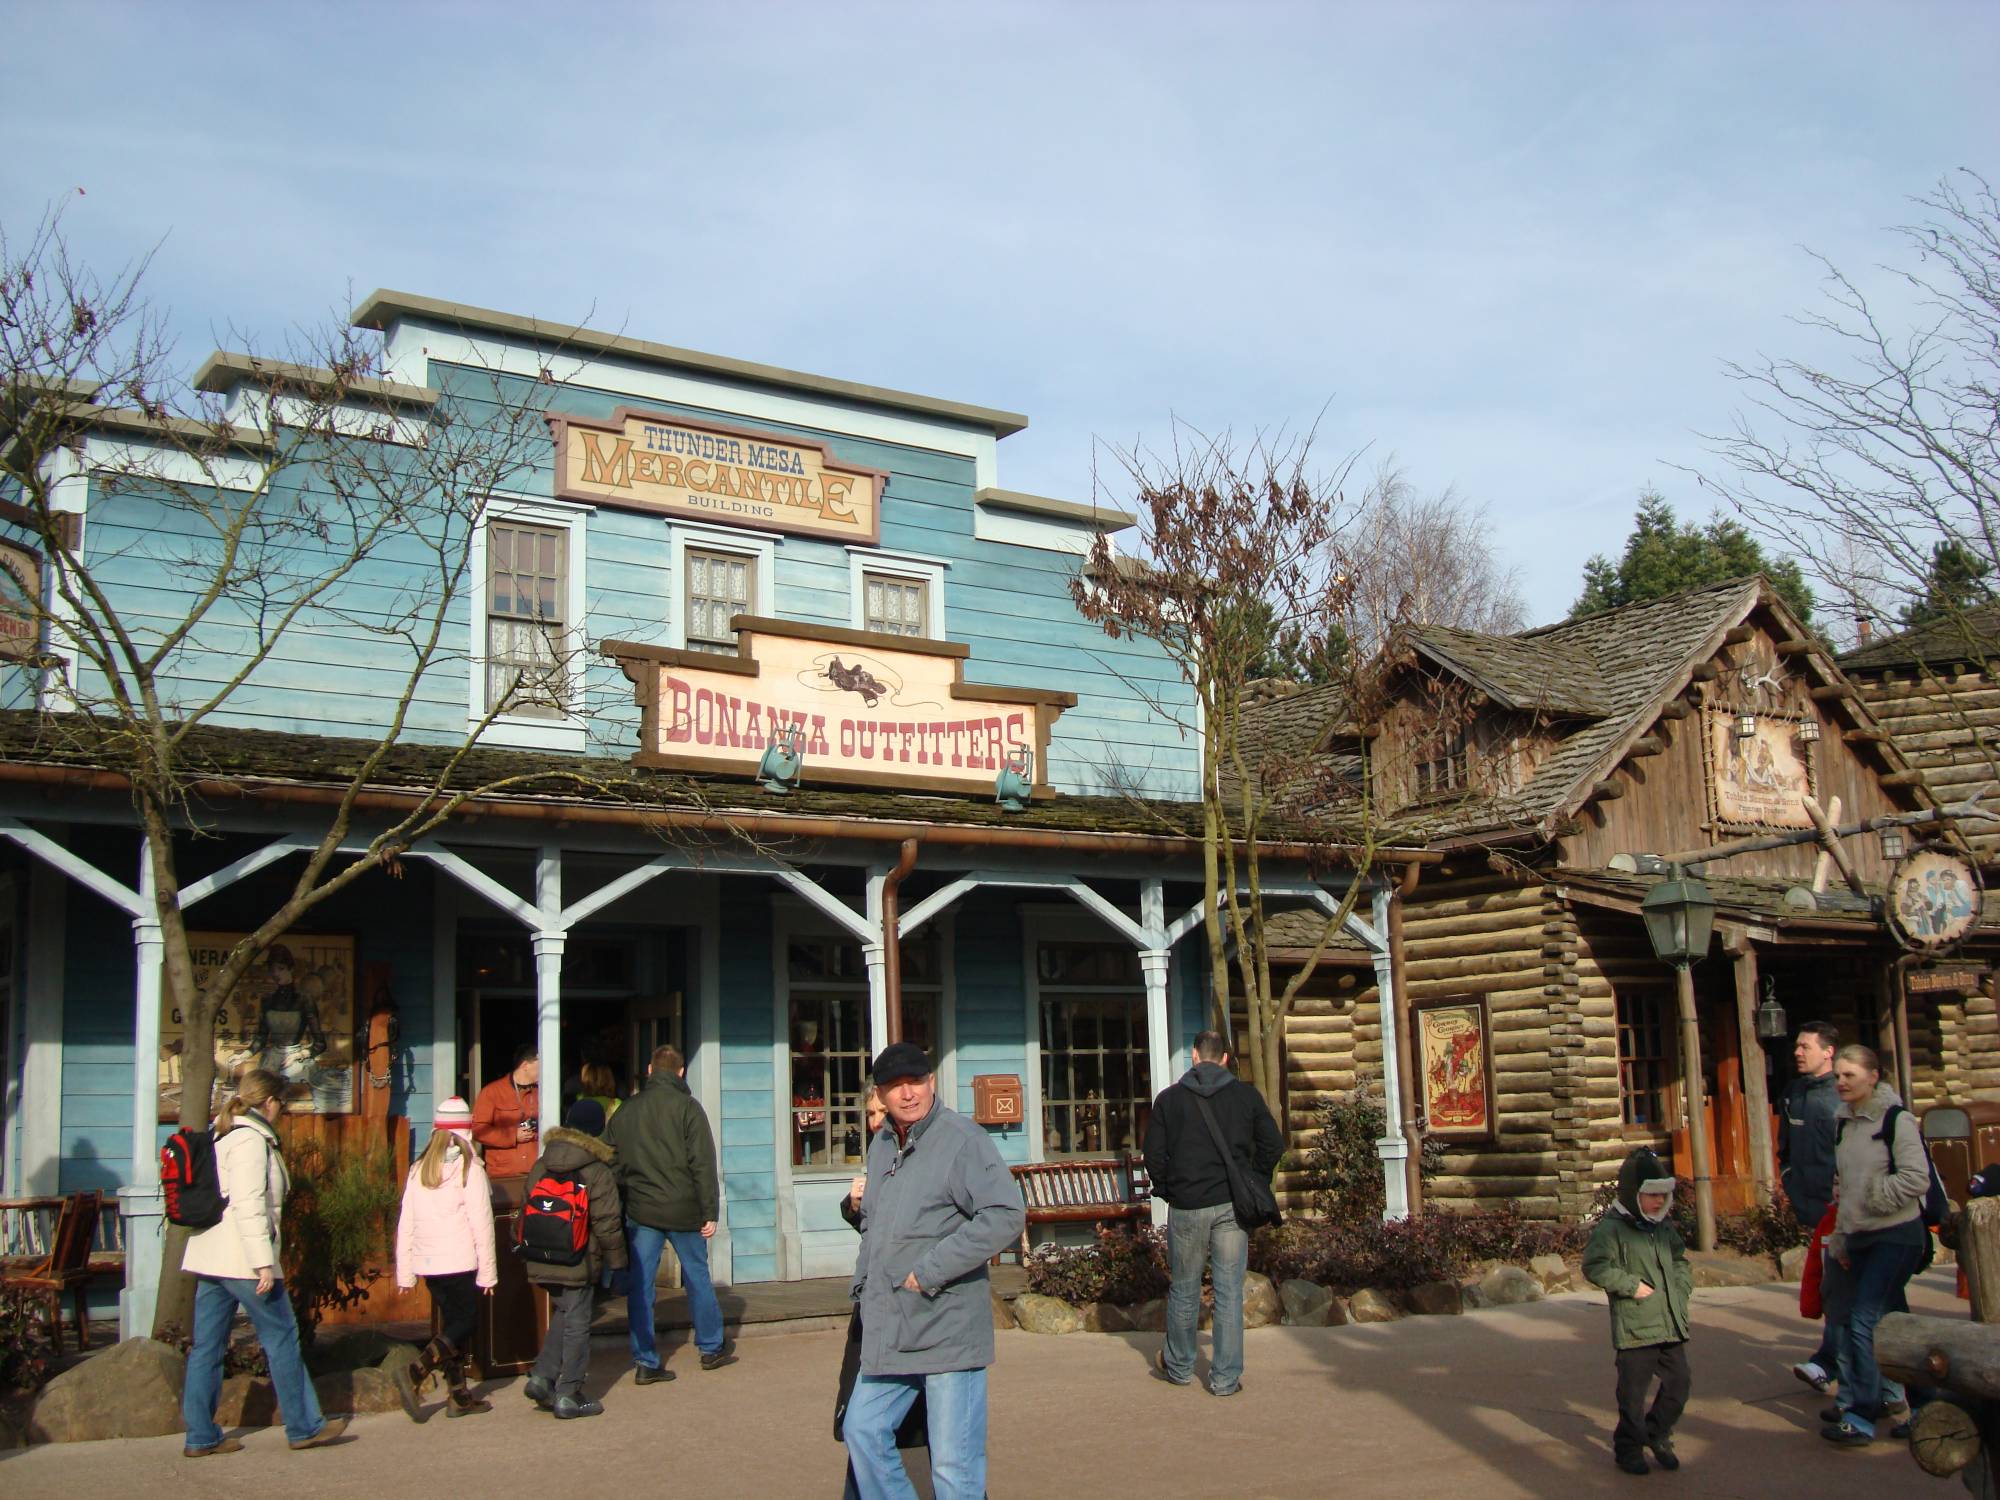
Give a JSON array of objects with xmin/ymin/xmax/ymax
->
[{"xmin": 1583, "ymin": 1147, "xmax": 1695, "ymax": 1476}]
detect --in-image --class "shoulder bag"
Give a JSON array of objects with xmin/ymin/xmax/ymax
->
[{"xmin": 1187, "ymin": 1087, "xmax": 1282, "ymax": 1231}]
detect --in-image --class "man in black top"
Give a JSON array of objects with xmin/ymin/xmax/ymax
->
[
  {"xmin": 1143, "ymin": 1030, "xmax": 1283, "ymax": 1397},
  {"xmin": 1780, "ymin": 1020, "xmax": 1841, "ymax": 1393}
]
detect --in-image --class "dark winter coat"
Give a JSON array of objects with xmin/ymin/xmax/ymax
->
[
  {"xmin": 1142, "ymin": 1061, "xmax": 1283, "ymax": 1211},
  {"xmin": 1779, "ymin": 1070, "xmax": 1841, "ymax": 1227},
  {"xmin": 1582, "ymin": 1148, "xmax": 1694, "ymax": 1351},
  {"xmin": 602, "ymin": 1068, "xmax": 719, "ymax": 1232},
  {"xmin": 520, "ymin": 1127, "xmax": 628, "ymax": 1289}
]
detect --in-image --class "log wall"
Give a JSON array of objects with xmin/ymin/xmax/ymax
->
[{"xmin": 1851, "ymin": 666, "xmax": 2000, "ymax": 866}]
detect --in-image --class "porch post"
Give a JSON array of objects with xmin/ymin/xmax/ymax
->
[
  {"xmin": 1674, "ymin": 964, "xmax": 1718, "ymax": 1251},
  {"xmin": 1139, "ymin": 880, "xmax": 1174, "ymax": 1226},
  {"xmin": 863, "ymin": 866, "xmax": 890, "ymax": 1057},
  {"xmin": 533, "ymin": 847, "xmax": 564, "ymax": 1141},
  {"xmin": 1372, "ymin": 887, "xmax": 1411, "ymax": 1221},
  {"xmin": 120, "ymin": 841, "xmax": 166, "ymax": 1341},
  {"xmin": 1729, "ymin": 939, "xmax": 1775, "ymax": 1202}
]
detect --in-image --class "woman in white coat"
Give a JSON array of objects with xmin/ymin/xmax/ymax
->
[{"xmin": 180, "ymin": 1069, "xmax": 348, "ymax": 1458}]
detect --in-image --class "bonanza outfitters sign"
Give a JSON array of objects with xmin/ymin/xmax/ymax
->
[
  {"xmin": 604, "ymin": 621, "xmax": 1075, "ymax": 796},
  {"xmin": 550, "ymin": 407, "xmax": 885, "ymax": 543}
]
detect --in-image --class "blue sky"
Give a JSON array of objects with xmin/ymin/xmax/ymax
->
[{"xmin": 2, "ymin": 1, "xmax": 1993, "ymax": 627}]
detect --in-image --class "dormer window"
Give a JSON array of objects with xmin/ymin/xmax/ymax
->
[{"xmin": 1415, "ymin": 730, "xmax": 1470, "ymax": 798}]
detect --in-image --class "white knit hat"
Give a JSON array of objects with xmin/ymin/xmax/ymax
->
[{"xmin": 433, "ymin": 1096, "xmax": 474, "ymax": 1132}]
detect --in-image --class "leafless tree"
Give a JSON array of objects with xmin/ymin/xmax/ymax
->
[{"xmin": 0, "ymin": 208, "xmax": 658, "ymax": 1333}]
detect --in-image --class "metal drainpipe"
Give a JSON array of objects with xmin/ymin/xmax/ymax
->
[
  {"xmin": 881, "ymin": 838, "xmax": 920, "ymax": 1046},
  {"xmin": 1390, "ymin": 859, "xmax": 1424, "ymax": 1214}
]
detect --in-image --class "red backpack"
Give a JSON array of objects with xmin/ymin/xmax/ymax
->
[
  {"xmin": 161, "ymin": 1128, "xmax": 227, "ymax": 1229},
  {"xmin": 518, "ymin": 1167, "xmax": 589, "ymax": 1264}
]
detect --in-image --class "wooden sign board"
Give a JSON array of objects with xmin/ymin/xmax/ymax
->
[
  {"xmin": 1907, "ymin": 966, "xmax": 1988, "ymax": 995},
  {"xmin": 1413, "ymin": 994, "xmax": 1496, "ymax": 1143},
  {"xmin": 605, "ymin": 619, "xmax": 1075, "ymax": 796},
  {"xmin": 0, "ymin": 539, "xmax": 39, "ymax": 660},
  {"xmin": 1705, "ymin": 708, "xmax": 1816, "ymax": 830},
  {"xmin": 548, "ymin": 406, "xmax": 885, "ymax": 544},
  {"xmin": 1887, "ymin": 844, "xmax": 1984, "ymax": 955}
]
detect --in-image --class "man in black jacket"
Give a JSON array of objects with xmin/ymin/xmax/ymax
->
[
  {"xmin": 1780, "ymin": 1019, "xmax": 1841, "ymax": 1393},
  {"xmin": 1142, "ymin": 1030, "xmax": 1282, "ymax": 1397}
]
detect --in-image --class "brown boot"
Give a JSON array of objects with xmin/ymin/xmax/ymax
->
[
  {"xmin": 394, "ymin": 1337, "xmax": 450, "ymax": 1422},
  {"xmin": 443, "ymin": 1352, "xmax": 493, "ymax": 1417}
]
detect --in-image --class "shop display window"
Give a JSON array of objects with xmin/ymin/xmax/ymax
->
[
  {"xmin": 787, "ymin": 934, "xmax": 938, "ymax": 1171},
  {"xmin": 1038, "ymin": 941, "xmax": 1149, "ymax": 1158},
  {"xmin": 1617, "ymin": 985, "xmax": 1671, "ymax": 1127}
]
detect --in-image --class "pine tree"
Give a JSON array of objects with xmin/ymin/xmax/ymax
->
[{"xmin": 1571, "ymin": 490, "xmax": 1816, "ymax": 624}]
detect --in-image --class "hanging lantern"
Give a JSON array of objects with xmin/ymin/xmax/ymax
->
[
  {"xmin": 1640, "ymin": 866, "xmax": 1717, "ymax": 967},
  {"xmin": 1797, "ymin": 719, "xmax": 1821, "ymax": 744},
  {"xmin": 1881, "ymin": 828, "xmax": 1906, "ymax": 861},
  {"xmin": 1755, "ymin": 975, "xmax": 1788, "ymax": 1040},
  {"xmin": 1734, "ymin": 712, "xmax": 1757, "ymax": 740}
]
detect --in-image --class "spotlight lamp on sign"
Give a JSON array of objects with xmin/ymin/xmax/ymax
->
[
  {"xmin": 757, "ymin": 723, "xmax": 805, "ymax": 795},
  {"xmin": 1755, "ymin": 975, "xmax": 1788, "ymax": 1041},
  {"xmin": 995, "ymin": 745, "xmax": 1034, "ymax": 812}
]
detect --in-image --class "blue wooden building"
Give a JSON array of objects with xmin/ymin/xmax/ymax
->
[{"xmin": 0, "ymin": 293, "xmax": 1397, "ymax": 1336}]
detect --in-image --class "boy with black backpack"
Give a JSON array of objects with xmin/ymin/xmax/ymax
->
[{"xmin": 519, "ymin": 1098, "xmax": 627, "ymax": 1419}]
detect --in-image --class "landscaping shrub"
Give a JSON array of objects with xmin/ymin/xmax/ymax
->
[
  {"xmin": 1303, "ymin": 1086, "xmax": 1441, "ymax": 1220},
  {"xmin": 1250, "ymin": 1205, "xmax": 1587, "ymax": 1294},
  {"xmin": 1717, "ymin": 1188, "xmax": 1808, "ymax": 1258},
  {"xmin": 0, "ymin": 1298, "xmax": 57, "ymax": 1395},
  {"xmin": 1024, "ymin": 1225, "xmax": 1172, "ymax": 1306},
  {"xmin": 281, "ymin": 1140, "xmax": 401, "ymax": 1349}
]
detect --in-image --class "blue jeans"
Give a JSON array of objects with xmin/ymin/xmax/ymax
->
[
  {"xmin": 181, "ymin": 1275, "xmax": 326, "ymax": 1448},
  {"xmin": 626, "ymin": 1221, "xmax": 724, "ymax": 1365},
  {"xmin": 1833, "ymin": 1238, "xmax": 1925, "ymax": 1435},
  {"xmin": 845, "ymin": 1368, "xmax": 987, "ymax": 1500},
  {"xmin": 1164, "ymin": 1201, "xmax": 1248, "ymax": 1394}
]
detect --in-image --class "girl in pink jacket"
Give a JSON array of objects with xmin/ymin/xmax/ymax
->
[{"xmin": 393, "ymin": 1097, "xmax": 498, "ymax": 1421}]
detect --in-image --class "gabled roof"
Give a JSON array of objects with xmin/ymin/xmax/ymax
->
[
  {"xmin": 1406, "ymin": 624, "xmax": 1610, "ymax": 717},
  {"xmin": 1837, "ymin": 602, "xmax": 2000, "ymax": 675}
]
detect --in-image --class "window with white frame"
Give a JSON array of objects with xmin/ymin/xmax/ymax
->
[
  {"xmin": 1037, "ymin": 941, "xmax": 1150, "ymax": 1158},
  {"xmin": 786, "ymin": 934, "xmax": 939, "ymax": 1172},
  {"xmin": 485, "ymin": 520, "xmax": 568, "ymax": 718},
  {"xmin": 686, "ymin": 547, "xmax": 754, "ymax": 654},
  {"xmin": 846, "ymin": 548, "xmax": 946, "ymax": 638}
]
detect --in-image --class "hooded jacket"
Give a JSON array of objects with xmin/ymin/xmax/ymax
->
[
  {"xmin": 1779, "ymin": 1069, "xmax": 1841, "ymax": 1226},
  {"xmin": 1828, "ymin": 1079, "xmax": 1929, "ymax": 1262},
  {"xmin": 520, "ymin": 1126, "xmax": 629, "ymax": 1288},
  {"xmin": 603, "ymin": 1068, "xmax": 719, "ymax": 1232},
  {"xmin": 395, "ymin": 1136, "xmax": 498, "ymax": 1287},
  {"xmin": 1143, "ymin": 1061, "xmax": 1284, "ymax": 1211},
  {"xmin": 1582, "ymin": 1148, "xmax": 1694, "ymax": 1350},
  {"xmin": 850, "ymin": 1097, "xmax": 1024, "ymax": 1377},
  {"xmin": 181, "ymin": 1111, "xmax": 289, "ymax": 1282}
]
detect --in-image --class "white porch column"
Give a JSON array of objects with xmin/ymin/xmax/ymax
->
[
  {"xmin": 533, "ymin": 847, "xmax": 564, "ymax": 1141},
  {"xmin": 120, "ymin": 842, "xmax": 166, "ymax": 1340},
  {"xmin": 1139, "ymin": 879, "xmax": 1172, "ymax": 1227},
  {"xmin": 1371, "ymin": 885, "xmax": 1410, "ymax": 1222},
  {"xmin": 864, "ymin": 866, "xmax": 889, "ymax": 1058}
]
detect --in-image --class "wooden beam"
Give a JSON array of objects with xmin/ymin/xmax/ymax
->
[
  {"xmin": 1878, "ymin": 1312, "xmax": 2000, "ymax": 1400},
  {"xmin": 1775, "ymin": 638, "xmax": 1816, "ymax": 656},
  {"xmin": 1689, "ymin": 662, "xmax": 1720, "ymax": 682},
  {"xmin": 1882, "ymin": 768, "xmax": 1929, "ymax": 787},
  {"xmin": 1657, "ymin": 700, "xmax": 1692, "ymax": 720},
  {"xmin": 1810, "ymin": 684, "xmax": 1853, "ymax": 702},
  {"xmin": 1626, "ymin": 736, "xmax": 1666, "ymax": 758},
  {"xmin": 1587, "ymin": 778, "xmax": 1626, "ymax": 802},
  {"xmin": 1802, "ymin": 794, "xmax": 1870, "ymax": 900},
  {"xmin": 1731, "ymin": 945, "xmax": 1775, "ymax": 1203},
  {"xmin": 1842, "ymin": 727, "xmax": 1888, "ymax": 744},
  {"xmin": 1723, "ymin": 625, "xmax": 1756, "ymax": 645}
]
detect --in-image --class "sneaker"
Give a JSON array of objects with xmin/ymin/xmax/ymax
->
[
  {"xmin": 699, "ymin": 1349, "xmax": 736, "ymax": 1371},
  {"xmin": 182, "ymin": 1438, "xmax": 244, "ymax": 1458},
  {"xmin": 1820, "ymin": 1421, "xmax": 1872, "ymax": 1447},
  {"xmin": 1819, "ymin": 1404, "xmax": 1845, "ymax": 1424},
  {"xmin": 289, "ymin": 1417, "xmax": 349, "ymax": 1451},
  {"xmin": 1615, "ymin": 1452, "xmax": 1649, "ymax": 1475},
  {"xmin": 1152, "ymin": 1349, "xmax": 1190, "ymax": 1387},
  {"xmin": 522, "ymin": 1376, "xmax": 555, "ymax": 1410},
  {"xmin": 633, "ymin": 1363, "xmax": 675, "ymax": 1385},
  {"xmin": 1792, "ymin": 1362, "xmax": 1832, "ymax": 1394},
  {"xmin": 1648, "ymin": 1439, "xmax": 1679, "ymax": 1472},
  {"xmin": 553, "ymin": 1394, "xmax": 605, "ymax": 1420}
]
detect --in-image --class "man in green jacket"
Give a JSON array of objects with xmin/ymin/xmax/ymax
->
[
  {"xmin": 604, "ymin": 1045, "xmax": 726, "ymax": 1380},
  {"xmin": 1583, "ymin": 1147, "xmax": 1695, "ymax": 1476}
]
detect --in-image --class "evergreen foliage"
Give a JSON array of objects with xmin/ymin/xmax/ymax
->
[{"xmin": 1571, "ymin": 490, "xmax": 1815, "ymax": 624}]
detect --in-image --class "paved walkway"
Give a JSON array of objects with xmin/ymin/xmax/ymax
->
[{"xmin": 2, "ymin": 1269, "xmax": 1956, "ymax": 1498}]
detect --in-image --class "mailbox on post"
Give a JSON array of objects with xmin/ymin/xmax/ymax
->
[{"xmin": 1920, "ymin": 1100, "xmax": 2000, "ymax": 1208}]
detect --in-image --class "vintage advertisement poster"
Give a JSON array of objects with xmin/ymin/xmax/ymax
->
[
  {"xmin": 1886, "ymin": 846, "xmax": 1984, "ymax": 954},
  {"xmin": 549, "ymin": 407, "xmax": 884, "ymax": 544},
  {"xmin": 1415, "ymin": 997, "xmax": 1495, "ymax": 1142},
  {"xmin": 1706, "ymin": 709, "xmax": 1815, "ymax": 829},
  {"xmin": 159, "ymin": 933, "xmax": 357, "ymax": 1121}
]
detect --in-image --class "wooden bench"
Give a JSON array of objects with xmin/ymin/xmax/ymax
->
[
  {"xmin": 1009, "ymin": 1154, "xmax": 1152, "ymax": 1261},
  {"xmin": 0, "ymin": 1195, "xmax": 126, "ymax": 1286}
]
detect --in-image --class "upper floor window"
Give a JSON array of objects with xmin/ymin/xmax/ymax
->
[
  {"xmin": 1414, "ymin": 729, "xmax": 1470, "ymax": 800},
  {"xmin": 687, "ymin": 547, "xmax": 753, "ymax": 654},
  {"xmin": 864, "ymin": 573, "xmax": 927, "ymax": 636},
  {"xmin": 485, "ymin": 521, "xmax": 567, "ymax": 718},
  {"xmin": 846, "ymin": 548, "xmax": 946, "ymax": 639}
]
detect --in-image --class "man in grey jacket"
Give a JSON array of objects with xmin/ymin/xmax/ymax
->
[{"xmin": 845, "ymin": 1042, "xmax": 1024, "ymax": 1500}]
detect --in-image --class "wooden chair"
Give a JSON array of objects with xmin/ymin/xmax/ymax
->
[{"xmin": 1, "ymin": 1190, "xmax": 101, "ymax": 1352}]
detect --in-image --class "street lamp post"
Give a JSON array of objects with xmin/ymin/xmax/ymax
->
[{"xmin": 1640, "ymin": 866, "xmax": 1719, "ymax": 1252}]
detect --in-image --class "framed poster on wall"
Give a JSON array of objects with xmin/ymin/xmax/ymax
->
[
  {"xmin": 1413, "ymin": 994, "xmax": 1497, "ymax": 1144},
  {"xmin": 159, "ymin": 933, "xmax": 358, "ymax": 1121}
]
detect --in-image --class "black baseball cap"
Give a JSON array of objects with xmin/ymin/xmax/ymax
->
[{"xmin": 871, "ymin": 1042, "xmax": 934, "ymax": 1086}]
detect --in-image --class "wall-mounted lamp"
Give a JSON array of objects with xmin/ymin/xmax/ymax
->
[
  {"xmin": 1755, "ymin": 974, "xmax": 1789, "ymax": 1040},
  {"xmin": 1797, "ymin": 719, "xmax": 1821, "ymax": 744},
  {"xmin": 758, "ymin": 723, "xmax": 805, "ymax": 795},
  {"xmin": 996, "ymin": 745, "xmax": 1034, "ymax": 812},
  {"xmin": 1734, "ymin": 712, "xmax": 1758, "ymax": 740},
  {"xmin": 1881, "ymin": 828, "xmax": 1906, "ymax": 861}
]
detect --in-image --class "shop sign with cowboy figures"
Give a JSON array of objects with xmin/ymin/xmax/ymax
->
[{"xmin": 1885, "ymin": 844, "xmax": 1984, "ymax": 955}]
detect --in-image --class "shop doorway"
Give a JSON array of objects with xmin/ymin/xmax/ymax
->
[{"xmin": 455, "ymin": 928, "xmax": 687, "ymax": 1112}]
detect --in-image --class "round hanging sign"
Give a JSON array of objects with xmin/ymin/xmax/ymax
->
[{"xmin": 1885, "ymin": 842, "xmax": 1984, "ymax": 954}]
